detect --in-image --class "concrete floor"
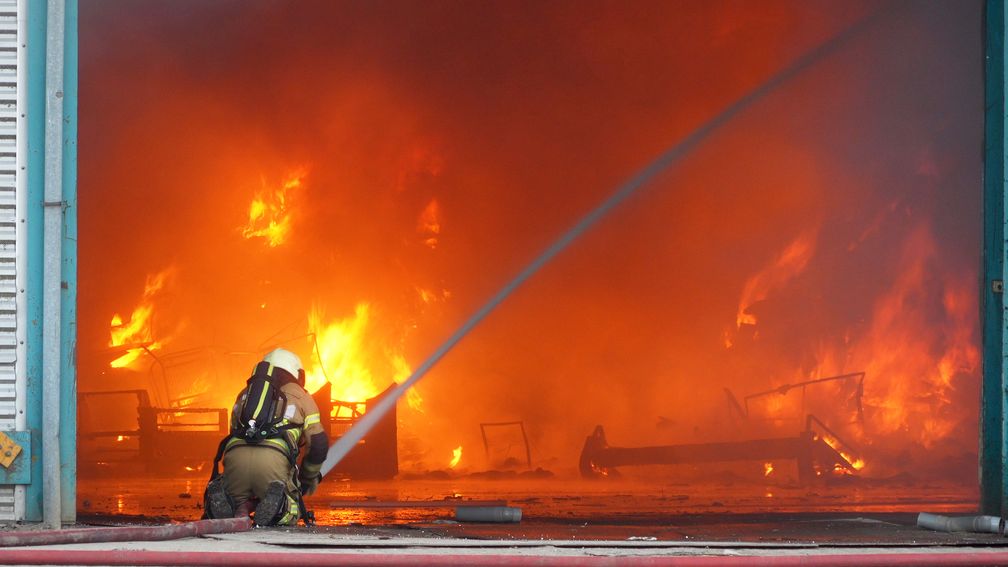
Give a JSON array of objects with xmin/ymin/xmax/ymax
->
[
  {"xmin": 0, "ymin": 476, "xmax": 1003, "ymax": 565},
  {"xmin": 73, "ymin": 474, "xmax": 995, "ymax": 543}
]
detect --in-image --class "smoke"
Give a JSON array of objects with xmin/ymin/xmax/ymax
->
[{"xmin": 79, "ymin": 1, "xmax": 981, "ymax": 479}]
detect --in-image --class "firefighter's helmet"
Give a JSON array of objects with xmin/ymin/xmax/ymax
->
[{"xmin": 263, "ymin": 348, "xmax": 305, "ymax": 385}]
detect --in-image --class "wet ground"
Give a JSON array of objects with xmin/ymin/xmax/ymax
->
[{"xmin": 75, "ymin": 473, "xmax": 998, "ymax": 546}]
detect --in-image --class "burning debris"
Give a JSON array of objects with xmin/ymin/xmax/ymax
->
[
  {"xmin": 724, "ymin": 372, "xmax": 866, "ymax": 425},
  {"xmin": 107, "ymin": 268, "xmax": 173, "ymax": 370},
  {"xmin": 579, "ymin": 414, "xmax": 862, "ymax": 484},
  {"xmin": 79, "ymin": 1, "xmax": 981, "ymax": 492}
]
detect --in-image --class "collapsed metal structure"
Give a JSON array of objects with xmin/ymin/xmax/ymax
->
[
  {"xmin": 579, "ymin": 414, "xmax": 860, "ymax": 484},
  {"xmin": 79, "ymin": 384, "xmax": 399, "ymax": 479}
]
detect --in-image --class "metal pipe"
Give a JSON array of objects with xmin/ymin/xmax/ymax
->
[
  {"xmin": 916, "ymin": 512, "xmax": 1004, "ymax": 534},
  {"xmin": 321, "ymin": 5, "xmax": 885, "ymax": 479},
  {"xmin": 41, "ymin": 0, "xmax": 65, "ymax": 530},
  {"xmin": 0, "ymin": 517, "xmax": 252, "ymax": 547},
  {"xmin": 0, "ymin": 550, "xmax": 1007, "ymax": 566},
  {"xmin": 58, "ymin": 0, "xmax": 78, "ymax": 524},
  {"xmin": 455, "ymin": 506, "xmax": 522, "ymax": 523}
]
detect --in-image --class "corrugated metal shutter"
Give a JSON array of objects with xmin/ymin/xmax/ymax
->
[{"xmin": 0, "ymin": 0, "xmax": 17, "ymax": 521}]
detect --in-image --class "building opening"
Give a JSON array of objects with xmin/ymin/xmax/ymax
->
[{"xmin": 76, "ymin": 1, "xmax": 982, "ymax": 525}]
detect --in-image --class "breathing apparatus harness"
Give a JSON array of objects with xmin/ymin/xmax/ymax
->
[{"xmin": 204, "ymin": 361, "xmax": 316, "ymax": 525}]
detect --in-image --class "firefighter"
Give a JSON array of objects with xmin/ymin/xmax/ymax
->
[{"xmin": 204, "ymin": 348, "xmax": 329, "ymax": 526}]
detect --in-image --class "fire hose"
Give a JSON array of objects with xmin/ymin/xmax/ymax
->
[
  {"xmin": 0, "ymin": 517, "xmax": 252, "ymax": 547},
  {"xmin": 319, "ymin": 5, "xmax": 885, "ymax": 479},
  {"xmin": 1, "ymin": 550, "xmax": 1007, "ymax": 566}
]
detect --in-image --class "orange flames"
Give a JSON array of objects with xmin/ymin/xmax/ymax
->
[
  {"xmin": 418, "ymin": 198, "xmax": 441, "ymax": 249},
  {"xmin": 242, "ymin": 170, "xmax": 305, "ymax": 247},
  {"xmin": 837, "ymin": 225, "xmax": 976, "ymax": 448},
  {"xmin": 416, "ymin": 286, "xmax": 450, "ymax": 305},
  {"xmin": 306, "ymin": 302, "xmax": 422, "ymax": 411},
  {"xmin": 763, "ymin": 462, "xmax": 774, "ymax": 477},
  {"xmin": 820, "ymin": 432, "xmax": 865, "ymax": 472},
  {"xmin": 108, "ymin": 269, "xmax": 171, "ymax": 369},
  {"xmin": 735, "ymin": 230, "xmax": 818, "ymax": 329},
  {"xmin": 449, "ymin": 445, "xmax": 462, "ymax": 468},
  {"xmin": 732, "ymin": 219, "xmax": 977, "ymax": 466}
]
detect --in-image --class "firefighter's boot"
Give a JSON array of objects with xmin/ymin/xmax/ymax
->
[
  {"xmin": 254, "ymin": 480, "xmax": 287, "ymax": 527},
  {"xmin": 204, "ymin": 476, "xmax": 234, "ymax": 519}
]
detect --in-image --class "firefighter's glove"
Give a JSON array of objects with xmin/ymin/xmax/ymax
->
[
  {"xmin": 299, "ymin": 462, "xmax": 322, "ymax": 496},
  {"xmin": 296, "ymin": 468, "xmax": 320, "ymax": 494}
]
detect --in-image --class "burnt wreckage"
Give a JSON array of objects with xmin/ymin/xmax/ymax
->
[{"xmin": 580, "ymin": 373, "xmax": 865, "ymax": 482}]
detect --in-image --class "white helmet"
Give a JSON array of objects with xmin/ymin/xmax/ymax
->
[{"xmin": 263, "ymin": 348, "xmax": 304, "ymax": 382}]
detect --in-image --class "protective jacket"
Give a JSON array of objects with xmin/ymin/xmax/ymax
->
[{"xmin": 215, "ymin": 366, "xmax": 329, "ymax": 525}]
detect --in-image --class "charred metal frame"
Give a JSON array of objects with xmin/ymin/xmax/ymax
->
[
  {"xmin": 78, "ymin": 390, "xmax": 227, "ymax": 474},
  {"xmin": 725, "ymin": 372, "xmax": 865, "ymax": 422},
  {"xmin": 77, "ymin": 381, "xmax": 401, "ymax": 480},
  {"xmin": 479, "ymin": 421, "xmax": 532, "ymax": 469},
  {"xmin": 579, "ymin": 415, "xmax": 859, "ymax": 484}
]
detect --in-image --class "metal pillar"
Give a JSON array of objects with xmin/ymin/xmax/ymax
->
[
  {"xmin": 58, "ymin": 0, "xmax": 77, "ymax": 526},
  {"xmin": 42, "ymin": 0, "xmax": 66, "ymax": 530},
  {"xmin": 24, "ymin": 0, "xmax": 76, "ymax": 525},
  {"xmin": 982, "ymin": 0, "xmax": 1007, "ymax": 516}
]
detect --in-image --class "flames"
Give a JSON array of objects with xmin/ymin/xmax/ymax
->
[
  {"xmin": 418, "ymin": 198, "xmax": 441, "ymax": 249},
  {"xmin": 735, "ymin": 231, "xmax": 818, "ymax": 330},
  {"xmin": 449, "ymin": 445, "xmax": 462, "ymax": 469},
  {"xmin": 80, "ymin": 2, "xmax": 980, "ymax": 490},
  {"xmin": 242, "ymin": 170, "xmax": 305, "ymax": 247},
  {"xmin": 820, "ymin": 432, "xmax": 865, "ymax": 472},
  {"xmin": 306, "ymin": 303, "xmax": 422, "ymax": 411},
  {"xmin": 848, "ymin": 226, "xmax": 979, "ymax": 447},
  {"xmin": 108, "ymin": 269, "xmax": 172, "ymax": 369},
  {"xmin": 763, "ymin": 462, "xmax": 774, "ymax": 477},
  {"xmin": 732, "ymin": 218, "xmax": 977, "ymax": 467},
  {"xmin": 805, "ymin": 225, "xmax": 979, "ymax": 450}
]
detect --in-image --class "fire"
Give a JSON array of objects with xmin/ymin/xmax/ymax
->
[
  {"xmin": 416, "ymin": 286, "xmax": 450, "ymax": 305},
  {"xmin": 838, "ymin": 226, "xmax": 976, "ymax": 448},
  {"xmin": 108, "ymin": 269, "xmax": 171, "ymax": 369},
  {"xmin": 418, "ymin": 198, "xmax": 441, "ymax": 249},
  {"xmin": 735, "ymin": 230, "xmax": 818, "ymax": 329},
  {"xmin": 116, "ymin": 435, "xmax": 124, "ymax": 442},
  {"xmin": 242, "ymin": 170, "xmax": 305, "ymax": 247},
  {"xmin": 449, "ymin": 445, "xmax": 462, "ymax": 468},
  {"xmin": 763, "ymin": 462, "xmax": 774, "ymax": 477},
  {"xmin": 306, "ymin": 303, "xmax": 423, "ymax": 411},
  {"xmin": 733, "ymin": 220, "xmax": 978, "ymax": 463},
  {"xmin": 821, "ymin": 432, "xmax": 865, "ymax": 471}
]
